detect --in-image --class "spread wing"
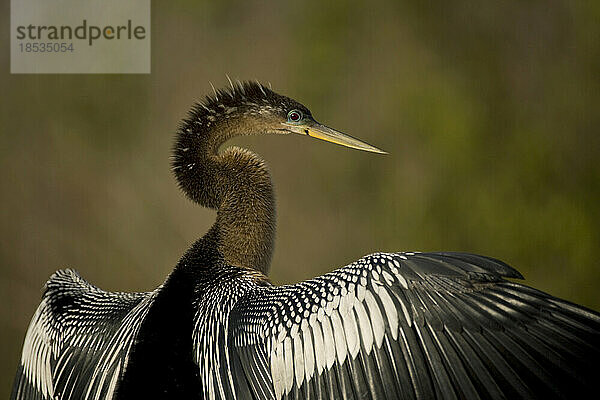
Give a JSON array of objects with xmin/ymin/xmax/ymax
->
[
  {"xmin": 229, "ymin": 252, "xmax": 600, "ymax": 400},
  {"xmin": 11, "ymin": 269, "xmax": 156, "ymax": 400}
]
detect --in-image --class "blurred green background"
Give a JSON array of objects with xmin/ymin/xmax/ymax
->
[{"xmin": 1, "ymin": 0, "xmax": 599, "ymax": 396}]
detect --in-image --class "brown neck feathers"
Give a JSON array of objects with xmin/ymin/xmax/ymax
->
[{"xmin": 173, "ymin": 117, "xmax": 276, "ymax": 275}]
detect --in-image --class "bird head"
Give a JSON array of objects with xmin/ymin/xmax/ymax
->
[
  {"xmin": 272, "ymin": 105, "xmax": 386, "ymax": 154},
  {"xmin": 177, "ymin": 80, "xmax": 386, "ymax": 154}
]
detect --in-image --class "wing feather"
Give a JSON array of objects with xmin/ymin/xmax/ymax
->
[
  {"xmin": 301, "ymin": 321, "xmax": 315, "ymax": 383},
  {"xmin": 229, "ymin": 252, "xmax": 600, "ymax": 399},
  {"xmin": 11, "ymin": 269, "xmax": 154, "ymax": 400}
]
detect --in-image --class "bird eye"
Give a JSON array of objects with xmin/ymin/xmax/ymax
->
[{"xmin": 287, "ymin": 110, "xmax": 303, "ymax": 123}]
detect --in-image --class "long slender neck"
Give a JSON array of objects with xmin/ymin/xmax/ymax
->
[{"xmin": 173, "ymin": 118, "xmax": 276, "ymax": 275}]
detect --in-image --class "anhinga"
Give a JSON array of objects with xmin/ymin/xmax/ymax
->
[{"xmin": 12, "ymin": 81, "xmax": 600, "ymax": 400}]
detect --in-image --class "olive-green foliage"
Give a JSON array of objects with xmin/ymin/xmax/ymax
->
[{"xmin": 1, "ymin": 0, "xmax": 598, "ymax": 396}]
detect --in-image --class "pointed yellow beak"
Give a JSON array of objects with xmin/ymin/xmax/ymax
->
[{"xmin": 283, "ymin": 121, "xmax": 387, "ymax": 154}]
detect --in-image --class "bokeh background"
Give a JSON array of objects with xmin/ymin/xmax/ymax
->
[{"xmin": 1, "ymin": 0, "xmax": 599, "ymax": 395}]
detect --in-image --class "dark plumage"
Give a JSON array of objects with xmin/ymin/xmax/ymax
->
[
  {"xmin": 172, "ymin": 81, "xmax": 310, "ymax": 274},
  {"xmin": 12, "ymin": 81, "xmax": 600, "ymax": 400}
]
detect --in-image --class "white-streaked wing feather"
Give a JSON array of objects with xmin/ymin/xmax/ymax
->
[
  {"xmin": 229, "ymin": 252, "xmax": 600, "ymax": 400},
  {"xmin": 11, "ymin": 269, "xmax": 155, "ymax": 400}
]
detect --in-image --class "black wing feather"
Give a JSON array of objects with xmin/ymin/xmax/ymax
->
[
  {"xmin": 11, "ymin": 269, "xmax": 153, "ymax": 400},
  {"xmin": 229, "ymin": 252, "xmax": 600, "ymax": 399}
]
